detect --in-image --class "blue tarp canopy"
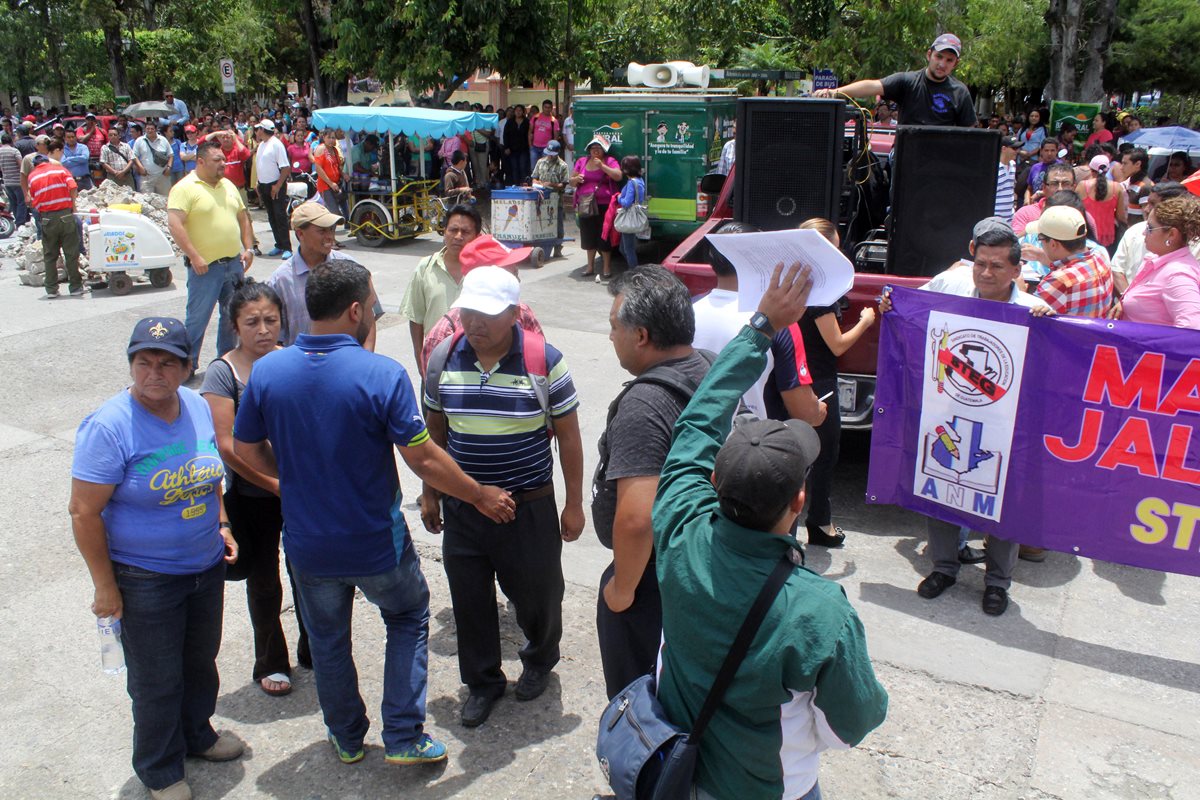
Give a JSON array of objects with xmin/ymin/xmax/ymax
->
[
  {"xmin": 1121, "ymin": 126, "xmax": 1200, "ymax": 151},
  {"xmin": 311, "ymin": 106, "xmax": 498, "ymax": 138}
]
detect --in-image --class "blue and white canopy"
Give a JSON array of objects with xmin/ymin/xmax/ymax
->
[{"xmin": 311, "ymin": 106, "xmax": 498, "ymax": 138}]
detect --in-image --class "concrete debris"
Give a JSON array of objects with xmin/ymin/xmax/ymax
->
[{"xmin": 0, "ymin": 182, "xmax": 179, "ymax": 268}]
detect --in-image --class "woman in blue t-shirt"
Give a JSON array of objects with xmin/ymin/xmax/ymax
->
[
  {"xmin": 200, "ymin": 280, "xmax": 309, "ymax": 697},
  {"xmin": 70, "ymin": 317, "xmax": 243, "ymax": 800}
]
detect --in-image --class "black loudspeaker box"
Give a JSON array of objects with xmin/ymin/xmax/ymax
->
[
  {"xmin": 886, "ymin": 126, "xmax": 1002, "ymax": 277},
  {"xmin": 734, "ymin": 98, "xmax": 845, "ymax": 231}
]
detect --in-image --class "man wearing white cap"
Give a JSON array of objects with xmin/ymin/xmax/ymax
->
[
  {"xmin": 420, "ymin": 266, "xmax": 584, "ymax": 728},
  {"xmin": 254, "ymin": 118, "xmax": 292, "ymax": 258},
  {"xmin": 815, "ymin": 33, "xmax": 977, "ymax": 128}
]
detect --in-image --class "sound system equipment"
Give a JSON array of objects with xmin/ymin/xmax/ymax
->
[
  {"xmin": 886, "ymin": 126, "xmax": 1001, "ymax": 277},
  {"xmin": 734, "ymin": 98, "xmax": 845, "ymax": 231}
]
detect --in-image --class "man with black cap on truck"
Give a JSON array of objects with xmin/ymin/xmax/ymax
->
[
  {"xmin": 815, "ymin": 33, "xmax": 976, "ymax": 128},
  {"xmin": 653, "ymin": 263, "xmax": 889, "ymax": 800}
]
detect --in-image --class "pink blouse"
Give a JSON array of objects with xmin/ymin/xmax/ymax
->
[
  {"xmin": 1122, "ymin": 247, "xmax": 1200, "ymax": 329},
  {"xmin": 574, "ymin": 155, "xmax": 619, "ymax": 205}
]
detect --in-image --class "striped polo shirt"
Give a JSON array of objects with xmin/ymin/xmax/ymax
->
[
  {"xmin": 27, "ymin": 161, "xmax": 76, "ymax": 212},
  {"xmin": 425, "ymin": 326, "xmax": 578, "ymax": 493}
]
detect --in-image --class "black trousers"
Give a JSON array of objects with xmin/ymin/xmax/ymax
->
[
  {"xmin": 805, "ymin": 377, "xmax": 842, "ymax": 529},
  {"xmin": 224, "ymin": 490, "xmax": 309, "ymax": 679},
  {"xmin": 257, "ymin": 181, "xmax": 291, "ymax": 251},
  {"xmin": 596, "ymin": 560, "xmax": 662, "ymax": 700},
  {"xmin": 442, "ymin": 492, "xmax": 564, "ymax": 694}
]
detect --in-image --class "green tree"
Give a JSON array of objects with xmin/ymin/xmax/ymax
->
[
  {"xmin": 1107, "ymin": 0, "xmax": 1200, "ymax": 96},
  {"xmin": 333, "ymin": 0, "xmax": 551, "ymax": 102}
]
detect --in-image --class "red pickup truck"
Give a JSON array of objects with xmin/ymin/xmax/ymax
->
[{"xmin": 663, "ymin": 127, "xmax": 926, "ymax": 430}]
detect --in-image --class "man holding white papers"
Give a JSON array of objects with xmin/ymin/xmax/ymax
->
[{"xmin": 693, "ymin": 224, "xmax": 834, "ymax": 547}]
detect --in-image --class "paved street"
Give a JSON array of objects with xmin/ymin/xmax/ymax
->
[{"xmin": 0, "ymin": 213, "xmax": 1197, "ymax": 800}]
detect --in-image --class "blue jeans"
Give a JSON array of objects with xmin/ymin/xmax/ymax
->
[
  {"xmin": 620, "ymin": 232, "xmax": 639, "ymax": 267},
  {"xmin": 184, "ymin": 255, "xmax": 244, "ymax": 370},
  {"xmin": 5, "ymin": 184, "xmax": 28, "ymax": 227},
  {"xmin": 114, "ymin": 559, "xmax": 225, "ymax": 790},
  {"xmin": 292, "ymin": 541, "xmax": 431, "ymax": 752}
]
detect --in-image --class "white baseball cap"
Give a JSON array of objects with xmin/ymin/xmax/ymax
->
[
  {"xmin": 254, "ymin": 119, "xmax": 276, "ymax": 132},
  {"xmin": 452, "ymin": 266, "xmax": 520, "ymax": 315}
]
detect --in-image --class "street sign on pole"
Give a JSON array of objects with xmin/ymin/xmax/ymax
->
[
  {"xmin": 219, "ymin": 59, "xmax": 236, "ymax": 94},
  {"xmin": 813, "ymin": 69, "xmax": 838, "ymax": 91}
]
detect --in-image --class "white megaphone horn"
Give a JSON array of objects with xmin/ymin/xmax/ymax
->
[
  {"xmin": 668, "ymin": 61, "xmax": 711, "ymax": 89},
  {"xmin": 627, "ymin": 62, "xmax": 680, "ymax": 89}
]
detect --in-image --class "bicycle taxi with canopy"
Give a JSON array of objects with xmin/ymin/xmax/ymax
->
[{"xmin": 310, "ymin": 105, "xmax": 498, "ymax": 247}]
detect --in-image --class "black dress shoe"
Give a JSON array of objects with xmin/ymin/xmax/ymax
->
[
  {"xmin": 806, "ymin": 524, "xmax": 846, "ymax": 549},
  {"xmin": 461, "ymin": 691, "xmax": 502, "ymax": 727},
  {"xmin": 982, "ymin": 586, "xmax": 1009, "ymax": 616},
  {"xmin": 514, "ymin": 667, "xmax": 550, "ymax": 701},
  {"xmin": 958, "ymin": 544, "xmax": 986, "ymax": 564},
  {"xmin": 917, "ymin": 571, "xmax": 957, "ymax": 599}
]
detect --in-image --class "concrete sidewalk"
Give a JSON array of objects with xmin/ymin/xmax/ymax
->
[{"xmin": 0, "ymin": 214, "xmax": 1196, "ymax": 799}]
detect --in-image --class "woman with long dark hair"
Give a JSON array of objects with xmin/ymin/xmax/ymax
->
[
  {"xmin": 1077, "ymin": 154, "xmax": 1127, "ymax": 249},
  {"xmin": 201, "ymin": 280, "xmax": 309, "ymax": 696},
  {"xmin": 1017, "ymin": 108, "xmax": 1047, "ymax": 158}
]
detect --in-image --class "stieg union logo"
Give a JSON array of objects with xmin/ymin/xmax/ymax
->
[{"xmin": 929, "ymin": 326, "xmax": 1015, "ymax": 407}]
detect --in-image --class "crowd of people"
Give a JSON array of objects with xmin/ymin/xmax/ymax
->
[{"xmin": 45, "ymin": 33, "xmax": 1200, "ymax": 800}]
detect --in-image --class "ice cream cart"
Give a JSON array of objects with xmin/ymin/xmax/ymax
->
[{"xmin": 490, "ymin": 186, "xmax": 570, "ymax": 267}]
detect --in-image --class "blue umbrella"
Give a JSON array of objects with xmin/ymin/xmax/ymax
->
[{"xmin": 1122, "ymin": 126, "xmax": 1200, "ymax": 150}]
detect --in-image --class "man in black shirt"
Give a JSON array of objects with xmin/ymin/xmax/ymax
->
[
  {"xmin": 592, "ymin": 265, "xmax": 712, "ymax": 699},
  {"xmin": 815, "ymin": 33, "xmax": 976, "ymax": 128}
]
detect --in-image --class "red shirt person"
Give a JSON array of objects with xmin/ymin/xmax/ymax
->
[{"xmin": 28, "ymin": 145, "xmax": 85, "ymax": 297}]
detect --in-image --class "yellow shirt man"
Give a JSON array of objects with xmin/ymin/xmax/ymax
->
[{"xmin": 167, "ymin": 171, "xmax": 246, "ymax": 263}]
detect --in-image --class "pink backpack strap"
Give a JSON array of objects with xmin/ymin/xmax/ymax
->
[{"xmin": 522, "ymin": 326, "xmax": 547, "ymax": 377}]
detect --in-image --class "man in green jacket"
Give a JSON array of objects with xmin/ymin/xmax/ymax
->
[{"xmin": 653, "ymin": 263, "xmax": 889, "ymax": 800}]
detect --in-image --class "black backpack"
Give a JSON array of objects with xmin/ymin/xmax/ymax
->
[{"xmin": 593, "ymin": 350, "xmax": 716, "ymax": 548}]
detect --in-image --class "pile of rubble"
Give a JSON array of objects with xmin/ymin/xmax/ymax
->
[{"xmin": 0, "ymin": 182, "xmax": 178, "ymax": 286}]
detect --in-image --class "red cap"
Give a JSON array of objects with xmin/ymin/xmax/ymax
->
[
  {"xmin": 22, "ymin": 115, "xmax": 36, "ymax": 122},
  {"xmin": 459, "ymin": 235, "xmax": 533, "ymax": 275},
  {"xmin": 184, "ymin": 125, "xmax": 197, "ymax": 133}
]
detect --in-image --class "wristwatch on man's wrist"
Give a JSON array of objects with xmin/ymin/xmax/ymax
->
[{"xmin": 748, "ymin": 311, "xmax": 775, "ymax": 338}]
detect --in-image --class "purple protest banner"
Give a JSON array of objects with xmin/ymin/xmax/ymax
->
[{"xmin": 867, "ymin": 286, "xmax": 1200, "ymax": 578}]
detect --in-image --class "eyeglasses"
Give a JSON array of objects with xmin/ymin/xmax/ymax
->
[
  {"xmin": 1046, "ymin": 180, "xmax": 1074, "ymax": 188},
  {"xmin": 1036, "ymin": 234, "xmax": 1053, "ymax": 244},
  {"xmin": 1145, "ymin": 223, "xmax": 1170, "ymax": 233}
]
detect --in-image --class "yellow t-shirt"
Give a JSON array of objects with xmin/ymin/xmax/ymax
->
[{"xmin": 167, "ymin": 173, "xmax": 246, "ymax": 264}]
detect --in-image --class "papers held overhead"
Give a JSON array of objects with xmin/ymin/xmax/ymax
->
[{"xmin": 704, "ymin": 229, "xmax": 855, "ymax": 311}]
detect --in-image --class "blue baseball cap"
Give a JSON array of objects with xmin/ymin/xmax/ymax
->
[{"xmin": 128, "ymin": 317, "xmax": 190, "ymax": 360}]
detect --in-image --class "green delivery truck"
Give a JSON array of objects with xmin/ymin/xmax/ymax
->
[{"xmin": 573, "ymin": 91, "xmax": 737, "ymax": 242}]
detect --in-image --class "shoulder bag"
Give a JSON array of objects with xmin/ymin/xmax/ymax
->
[
  {"xmin": 614, "ymin": 179, "xmax": 649, "ymax": 235},
  {"xmin": 596, "ymin": 554, "xmax": 794, "ymax": 800}
]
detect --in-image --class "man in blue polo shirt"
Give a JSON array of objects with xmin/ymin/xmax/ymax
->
[
  {"xmin": 233, "ymin": 261, "xmax": 516, "ymax": 767},
  {"xmin": 420, "ymin": 265, "xmax": 585, "ymax": 728}
]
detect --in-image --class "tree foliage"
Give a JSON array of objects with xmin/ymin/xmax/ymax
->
[{"xmin": 1107, "ymin": 0, "xmax": 1200, "ymax": 95}]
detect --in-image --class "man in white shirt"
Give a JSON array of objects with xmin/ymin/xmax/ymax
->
[
  {"xmin": 715, "ymin": 122, "xmax": 736, "ymax": 176},
  {"xmin": 1110, "ymin": 181, "xmax": 1198, "ymax": 294},
  {"xmin": 691, "ymin": 222, "xmax": 826, "ymax": 426},
  {"xmin": 132, "ymin": 121, "xmax": 173, "ymax": 196},
  {"xmin": 254, "ymin": 119, "xmax": 292, "ymax": 257},
  {"xmin": 562, "ymin": 106, "xmax": 575, "ymax": 184},
  {"xmin": 879, "ymin": 218, "xmax": 1050, "ymax": 615}
]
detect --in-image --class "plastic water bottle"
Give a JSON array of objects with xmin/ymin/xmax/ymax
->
[{"xmin": 97, "ymin": 615, "xmax": 126, "ymax": 675}]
